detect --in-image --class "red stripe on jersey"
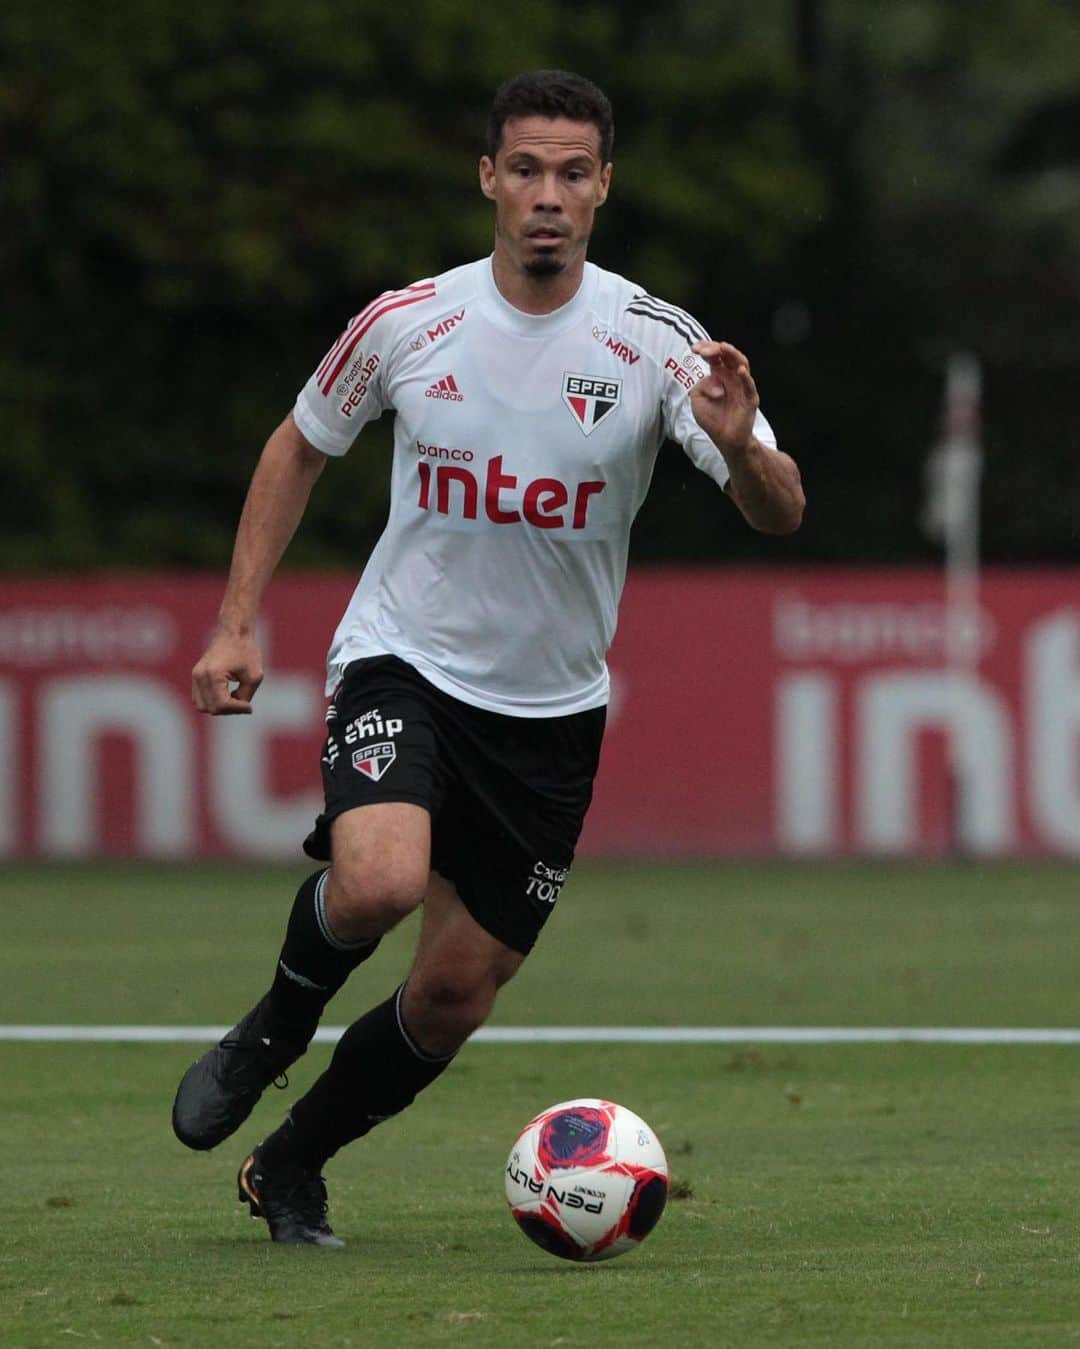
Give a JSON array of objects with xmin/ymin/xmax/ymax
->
[
  {"xmin": 311, "ymin": 283, "xmax": 434, "ymax": 385},
  {"xmin": 315, "ymin": 328, "xmax": 357, "ymax": 384},
  {"xmin": 445, "ymin": 374, "xmax": 459, "ymax": 392},
  {"xmin": 316, "ymin": 294, "xmax": 386, "ymax": 382},
  {"xmin": 315, "ymin": 282, "xmax": 436, "ymax": 384},
  {"xmin": 319, "ymin": 287, "xmax": 436, "ymax": 394}
]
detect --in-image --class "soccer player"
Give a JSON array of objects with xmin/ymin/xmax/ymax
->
[{"xmin": 172, "ymin": 69, "xmax": 804, "ymax": 1246}]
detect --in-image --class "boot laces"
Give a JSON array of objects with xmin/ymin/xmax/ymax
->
[{"xmin": 219, "ymin": 1035, "xmax": 291, "ymax": 1090}]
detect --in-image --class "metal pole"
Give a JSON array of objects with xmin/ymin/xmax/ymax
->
[{"xmin": 940, "ymin": 353, "xmax": 983, "ymax": 852}]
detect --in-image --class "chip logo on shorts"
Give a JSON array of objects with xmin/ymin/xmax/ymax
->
[{"xmin": 352, "ymin": 742, "xmax": 397, "ymax": 782}]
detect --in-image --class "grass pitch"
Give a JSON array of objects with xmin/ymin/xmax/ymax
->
[{"xmin": 4, "ymin": 861, "xmax": 1080, "ymax": 1346}]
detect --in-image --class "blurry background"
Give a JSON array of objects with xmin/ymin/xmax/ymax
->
[
  {"xmin": 6, "ymin": 0, "xmax": 1079, "ymax": 569},
  {"xmin": 5, "ymin": 16, "xmax": 1080, "ymax": 1335},
  {"xmin": 2, "ymin": 0, "xmax": 1079, "ymax": 860}
]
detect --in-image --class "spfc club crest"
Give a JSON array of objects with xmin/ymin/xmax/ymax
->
[
  {"xmin": 352, "ymin": 742, "xmax": 396, "ymax": 782},
  {"xmin": 562, "ymin": 372, "xmax": 621, "ymax": 436}
]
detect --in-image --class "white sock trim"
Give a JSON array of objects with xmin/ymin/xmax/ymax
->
[
  {"xmin": 394, "ymin": 984, "xmax": 456, "ymax": 1064},
  {"xmin": 314, "ymin": 870, "xmax": 373, "ymax": 953}
]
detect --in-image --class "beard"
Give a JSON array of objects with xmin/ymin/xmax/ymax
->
[{"xmin": 523, "ymin": 254, "xmax": 566, "ymax": 278}]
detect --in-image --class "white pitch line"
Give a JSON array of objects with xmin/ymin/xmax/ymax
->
[{"xmin": 3, "ymin": 1025, "xmax": 1080, "ymax": 1045}]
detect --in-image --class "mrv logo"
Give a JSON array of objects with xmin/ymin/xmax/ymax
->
[
  {"xmin": 591, "ymin": 326, "xmax": 640, "ymax": 365},
  {"xmin": 408, "ymin": 310, "xmax": 467, "ymax": 352},
  {"xmin": 427, "ymin": 309, "xmax": 465, "ymax": 342},
  {"xmin": 505, "ymin": 1162, "xmax": 605, "ymax": 1213}
]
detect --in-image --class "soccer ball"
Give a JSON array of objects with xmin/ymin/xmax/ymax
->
[{"xmin": 504, "ymin": 1098, "xmax": 669, "ymax": 1261}]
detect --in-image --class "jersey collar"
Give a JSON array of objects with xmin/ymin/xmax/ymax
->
[{"xmin": 479, "ymin": 257, "xmax": 598, "ymax": 337}]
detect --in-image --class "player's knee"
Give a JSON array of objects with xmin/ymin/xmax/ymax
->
[
  {"xmin": 326, "ymin": 860, "xmax": 426, "ymax": 933},
  {"xmin": 408, "ymin": 966, "xmax": 496, "ymax": 1039}
]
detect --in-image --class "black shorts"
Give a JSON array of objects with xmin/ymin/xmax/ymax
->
[{"xmin": 304, "ymin": 655, "xmax": 606, "ymax": 955}]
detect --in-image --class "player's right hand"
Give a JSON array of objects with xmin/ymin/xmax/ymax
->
[{"xmin": 191, "ymin": 630, "xmax": 264, "ymax": 715}]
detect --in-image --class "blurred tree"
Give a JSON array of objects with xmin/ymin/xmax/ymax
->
[
  {"xmin": 0, "ymin": 0, "xmax": 1077, "ymax": 569},
  {"xmin": 793, "ymin": 0, "xmax": 1080, "ymax": 563},
  {"xmin": 0, "ymin": 0, "xmax": 821, "ymax": 568}
]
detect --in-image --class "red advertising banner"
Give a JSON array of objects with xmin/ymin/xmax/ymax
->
[{"xmin": 2, "ymin": 570, "xmax": 1078, "ymax": 859}]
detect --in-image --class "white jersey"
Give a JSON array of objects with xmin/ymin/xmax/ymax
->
[{"xmin": 294, "ymin": 257, "xmax": 778, "ymax": 717}]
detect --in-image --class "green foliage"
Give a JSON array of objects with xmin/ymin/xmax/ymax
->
[
  {"xmin": 0, "ymin": 0, "xmax": 822, "ymax": 568},
  {"xmin": 822, "ymin": 1, "xmax": 1080, "ymax": 561},
  {"xmin": 1, "ymin": 0, "xmax": 1077, "ymax": 568}
]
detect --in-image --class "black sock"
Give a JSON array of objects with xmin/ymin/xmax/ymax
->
[
  {"xmin": 259, "ymin": 985, "xmax": 454, "ymax": 1171},
  {"xmin": 266, "ymin": 869, "xmax": 379, "ymax": 1034}
]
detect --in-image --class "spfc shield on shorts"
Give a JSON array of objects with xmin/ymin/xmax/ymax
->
[
  {"xmin": 352, "ymin": 742, "xmax": 396, "ymax": 782},
  {"xmin": 562, "ymin": 373, "xmax": 622, "ymax": 436}
]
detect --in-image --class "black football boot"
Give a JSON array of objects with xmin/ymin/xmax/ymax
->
[
  {"xmin": 237, "ymin": 1144, "xmax": 345, "ymax": 1247},
  {"xmin": 172, "ymin": 994, "xmax": 312, "ymax": 1151}
]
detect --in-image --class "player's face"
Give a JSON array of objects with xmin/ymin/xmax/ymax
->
[{"xmin": 480, "ymin": 116, "xmax": 611, "ymax": 280}]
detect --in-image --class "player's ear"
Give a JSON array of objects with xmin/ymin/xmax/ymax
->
[
  {"xmin": 479, "ymin": 156, "xmax": 497, "ymax": 201},
  {"xmin": 595, "ymin": 162, "xmax": 612, "ymax": 208}
]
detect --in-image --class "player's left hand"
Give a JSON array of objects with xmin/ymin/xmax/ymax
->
[{"xmin": 688, "ymin": 341, "xmax": 759, "ymax": 458}]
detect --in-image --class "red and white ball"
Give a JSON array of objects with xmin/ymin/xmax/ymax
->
[{"xmin": 504, "ymin": 1098, "xmax": 669, "ymax": 1261}]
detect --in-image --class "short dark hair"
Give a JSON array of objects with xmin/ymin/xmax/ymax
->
[{"xmin": 486, "ymin": 70, "xmax": 614, "ymax": 164}]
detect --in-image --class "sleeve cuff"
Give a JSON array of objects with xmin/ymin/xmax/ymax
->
[{"xmin": 292, "ymin": 396, "xmax": 351, "ymax": 457}]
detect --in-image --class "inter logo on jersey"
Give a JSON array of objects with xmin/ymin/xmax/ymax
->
[
  {"xmin": 352, "ymin": 742, "xmax": 397, "ymax": 781},
  {"xmin": 562, "ymin": 373, "xmax": 622, "ymax": 436}
]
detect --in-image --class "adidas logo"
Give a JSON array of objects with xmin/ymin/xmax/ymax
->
[{"xmin": 425, "ymin": 374, "xmax": 463, "ymax": 402}]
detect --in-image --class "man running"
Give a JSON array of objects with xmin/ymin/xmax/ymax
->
[{"xmin": 172, "ymin": 68, "xmax": 804, "ymax": 1246}]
